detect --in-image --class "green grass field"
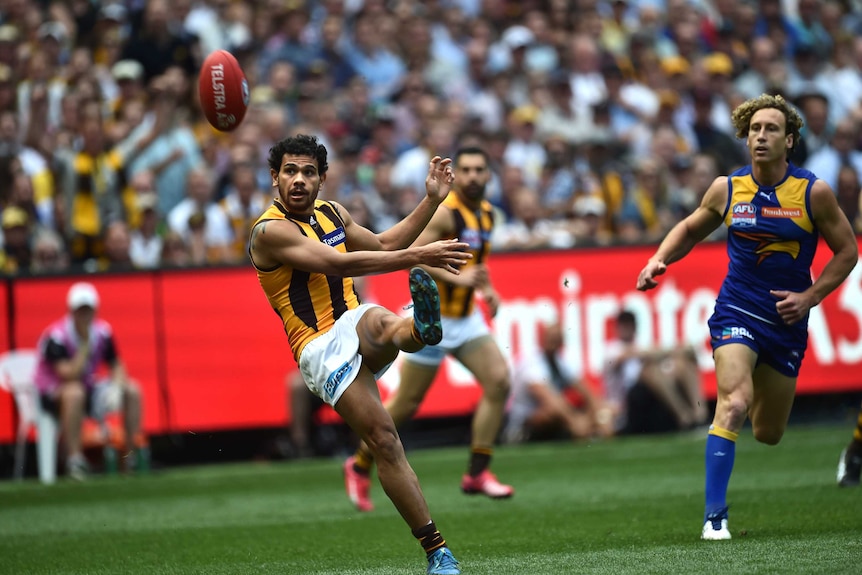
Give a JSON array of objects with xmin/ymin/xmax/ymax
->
[{"xmin": 1, "ymin": 424, "xmax": 860, "ymax": 575}]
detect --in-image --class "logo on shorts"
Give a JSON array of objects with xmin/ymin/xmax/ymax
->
[
  {"xmin": 720, "ymin": 326, "xmax": 754, "ymax": 341},
  {"xmin": 323, "ymin": 361, "xmax": 353, "ymax": 401}
]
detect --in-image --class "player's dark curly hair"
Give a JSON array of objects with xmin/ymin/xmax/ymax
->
[
  {"xmin": 731, "ymin": 93, "xmax": 804, "ymax": 151},
  {"xmin": 453, "ymin": 146, "xmax": 490, "ymax": 167},
  {"xmin": 268, "ymin": 134, "xmax": 329, "ymax": 175}
]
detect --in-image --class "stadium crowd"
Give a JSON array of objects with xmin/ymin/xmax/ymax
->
[{"xmin": 0, "ymin": 0, "xmax": 861, "ymax": 276}]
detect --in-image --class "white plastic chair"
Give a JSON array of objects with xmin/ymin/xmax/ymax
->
[{"xmin": 0, "ymin": 349, "xmax": 59, "ymax": 484}]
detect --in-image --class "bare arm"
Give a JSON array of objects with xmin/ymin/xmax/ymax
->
[
  {"xmin": 770, "ymin": 180, "xmax": 859, "ymax": 324},
  {"xmin": 637, "ymin": 177, "xmax": 728, "ymax": 291},
  {"xmin": 54, "ymin": 341, "xmax": 90, "ymax": 383},
  {"xmin": 250, "ymin": 219, "xmax": 471, "ymax": 277},
  {"xmin": 344, "ymin": 157, "xmax": 454, "ymax": 252}
]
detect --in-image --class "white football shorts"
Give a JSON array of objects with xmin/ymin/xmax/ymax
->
[
  {"xmin": 403, "ymin": 308, "xmax": 491, "ymax": 367},
  {"xmin": 298, "ymin": 303, "xmax": 393, "ymax": 407}
]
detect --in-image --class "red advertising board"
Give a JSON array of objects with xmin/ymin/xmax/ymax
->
[
  {"xmin": 364, "ymin": 239, "xmax": 862, "ymax": 414},
  {"xmin": 1, "ymin": 239, "xmax": 860, "ymax": 444}
]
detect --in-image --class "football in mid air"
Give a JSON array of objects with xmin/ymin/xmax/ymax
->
[{"xmin": 198, "ymin": 49, "xmax": 249, "ymax": 132}]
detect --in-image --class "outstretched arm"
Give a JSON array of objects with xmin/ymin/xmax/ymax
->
[
  {"xmin": 637, "ymin": 177, "xmax": 727, "ymax": 291},
  {"xmin": 250, "ymin": 218, "xmax": 471, "ymax": 277}
]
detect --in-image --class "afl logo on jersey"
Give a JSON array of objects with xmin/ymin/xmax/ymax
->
[{"xmin": 731, "ymin": 203, "xmax": 757, "ymax": 227}]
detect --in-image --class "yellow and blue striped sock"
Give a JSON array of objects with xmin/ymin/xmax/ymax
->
[{"xmin": 704, "ymin": 425, "xmax": 738, "ymax": 521}]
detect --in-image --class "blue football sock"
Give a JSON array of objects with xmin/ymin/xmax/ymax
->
[{"xmin": 704, "ymin": 426, "xmax": 737, "ymax": 521}]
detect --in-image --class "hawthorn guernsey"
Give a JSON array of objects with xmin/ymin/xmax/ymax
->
[{"xmin": 198, "ymin": 50, "xmax": 249, "ymax": 132}]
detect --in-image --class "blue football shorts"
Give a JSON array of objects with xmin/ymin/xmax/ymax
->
[{"xmin": 708, "ymin": 303, "xmax": 807, "ymax": 377}]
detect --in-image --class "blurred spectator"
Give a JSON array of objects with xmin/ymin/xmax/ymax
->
[
  {"xmin": 219, "ymin": 162, "xmax": 268, "ymax": 261},
  {"xmin": 690, "ymin": 87, "xmax": 747, "ymax": 174},
  {"xmin": 599, "ymin": 0, "xmax": 635, "ymax": 56},
  {"xmin": 793, "ymin": 91, "xmax": 833, "ymax": 166},
  {"xmin": 581, "ymin": 130, "xmax": 626, "ymax": 236},
  {"xmin": 754, "ymin": 0, "xmax": 802, "ymax": 59},
  {"xmin": 570, "ymin": 195, "xmax": 612, "ymax": 246},
  {"xmin": 129, "ymin": 192, "xmax": 162, "ymax": 269},
  {"xmin": 160, "ymin": 230, "xmax": 190, "ymax": 268},
  {"xmin": 602, "ymin": 57, "xmax": 659, "ymax": 148},
  {"xmin": 183, "ymin": 0, "xmax": 252, "ymax": 56},
  {"xmin": 503, "ymin": 105, "xmax": 546, "ymax": 189},
  {"xmin": 0, "ymin": 205, "xmax": 32, "ymax": 274},
  {"xmin": 18, "ymin": 24, "xmax": 68, "ymax": 144},
  {"xmin": 566, "ymin": 34, "xmax": 605, "ymax": 123},
  {"xmin": 30, "ymin": 228, "xmax": 70, "ymax": 275},
  {"xmin": 0, "ymin": 62, "xmax": 15, "ymax": 112},
  {"xmin": 492, "ymin": 186, "xmax": 573, "ymax": 252},
  {"xmin": 257, "ymin": 2, "xmax": 318, "ymax": 79},
  {"xmin": 785, "ymin": 42, "xmax": 833, "ymax": 114},
  {"xmin": 535, "ymin": 72, "xmax": 589, "ymax": 145},
  {"xmin": 397, "ymin": 15, "xmax": 465, "ymax": 97},
  {"xmin": 128, "ymin": 71, "xmax": 204, "ymax": 215},
  {"xmin": 0, "ymin": 25, "xmax": 19, "ymax": 71},
  {"xmin": 390, "ymin": 119, "xmax": 456, "ymax": 200},
  {"xmin": 108, "ymin": 59, "xmax": 146, "ymax": 119},
  {"xmin": 536, "ymin": 134, "xmax": 578, "ymax": 218},
  {"xmin": 804, "ymin": 118, "xmax": 862, "ymax": 191},
  {"xmin": 794, "ymin": 0, "xmax": 833, "ymax": 59},
  {"xmin": 826, "ymin": 35, "xmax": 862, "ymax": 127},
  {"xmin": 835, "ymin": 165, "xmax": 862, "ymax": 233},
  {"xmin": 314, "ymin": 13, "xmax": 356, "ymax": 89},
  {"xmin": 734, "ymin": 37, "xmax": 781, "ymax": 100},
  {"xmin": 343, "ymin": 9, "xmax": 406, "ymax": 103},
  {"xmin": 604, "ymin": 310, "xmax": 708, "ymax": 435},
  {"xmin": 120, "ymin": 0, "xmax": 197, "ymax": 82},
  {"xmin": 54, "ymin": 103, "xmax": 123, "ymax": 263},
  {"xmin": 34, "ymin": 282, "xmax": 147, "ymax": 479},
  {"xmin": 167, "ymin": 167, "xmax": 232, "ymax": 265},
  {"xmin": 98, "ymin": 220, "xmax": 134, "ymax": 271},
  {"xmin": 616, "ymin": 156, "xmax": 675, "ymax": 244},
  {"xmin": 504, "ymin": 320, "xmax": 614, "ymax": 444}
]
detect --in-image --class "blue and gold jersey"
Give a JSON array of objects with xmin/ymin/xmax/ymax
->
[
  {"xmin": 251, "ymin": 200, "xmax": 361, "ymax": 362},
  {"xmin": 716, "ymin": 162, "xmax": 819, "ymax": 329},
  {"xmin": 438, "ymin": 191, "xmax": 495, "ymax": 318}
]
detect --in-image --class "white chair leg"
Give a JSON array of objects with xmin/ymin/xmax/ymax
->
[
  {"xmin": 36, "ymin": 412, "xmax": 58, "ymax": 485},
  {"xmin": 13, "ymin": 421, "xmax": 28, "ymax": 481}
]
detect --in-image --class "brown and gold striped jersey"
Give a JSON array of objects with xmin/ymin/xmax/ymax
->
[
  {"xmin": 437, "ymin": 191, "xmax": 495, "ymax": 318},
  {"xmin": 251, "ymin": 199, "xmax": 361, "ymax": 362}
]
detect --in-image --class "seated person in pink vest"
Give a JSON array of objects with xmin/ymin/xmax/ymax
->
[{"xmin": 34, "ymin": 282, "xmax": 145, "ymax": 479}]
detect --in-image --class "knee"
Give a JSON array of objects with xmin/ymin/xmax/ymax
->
[
  {"xmin": 124, "ymin": 382, "xmax": 142, "ymax": 403},
  {"xmin": 752, "ymin": 425, "xmax": 784, "ymax": 445},
  {"xmin": 716, "ymin": 394, "xmax": 749, "ymax": 428},
  {"xmin": 482, "ymin": 369, "xmax": 511, "ymax": 403},
  {"xmin": 388, "ymin": 388, "xmax": 423, "ymax": 421},
  {"xmin": 60, "ymin": 382, "xmax": 85, "ymax": 405},
  {"xmin": 364, "ymin": 422, "xmax": 403, "ymax": 464}
]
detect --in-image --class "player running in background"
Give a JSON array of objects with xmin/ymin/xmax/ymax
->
[
  {"xmin": 837, "ymin": 401, "xmax": 862, "ymax": 487},
  {"xmin": 636, "ymin": 94, "xmax": 858, "ymax": 540},
  {"xmin": 345, "ymin": 146, "xmax": 514, "ymax": 512},
  {"xmin": 249, "ymin": 134, "xmax": 467, "ymax": 574}
]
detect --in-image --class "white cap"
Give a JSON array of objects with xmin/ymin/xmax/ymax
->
[
  {"xmin": 67, "ymin": 282, "xmax": 100, "ymax": 310},
  {"xmin": 501, "ymin": 25, "xmax": 534, "ymax": 50},
  {"xmin": 573, "ymin": 195, "xmax": 607, "ymax": 217},
  {"xmin": 111, "ymin": 59, "xmax": 144, "ymax": 82}
]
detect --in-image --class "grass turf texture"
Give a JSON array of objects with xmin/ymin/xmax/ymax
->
[{"xmin": 0, "ymin": 425, "xmax": 859, "ymax": 575}]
